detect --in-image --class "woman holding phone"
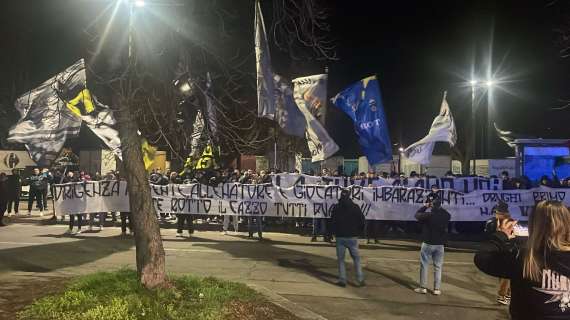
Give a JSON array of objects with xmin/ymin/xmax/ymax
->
[{"xmin": 475, "ymin": 201, "xmax": 570, "ymax": 320}]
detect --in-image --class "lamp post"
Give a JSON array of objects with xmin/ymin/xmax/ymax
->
[
  {"xmin": 469, "ymin": 78, "xmax": 495, "ymax": 175},
  {"xmin": 398, "ymin": 147, "xmax": 404, "ymax": 174}
]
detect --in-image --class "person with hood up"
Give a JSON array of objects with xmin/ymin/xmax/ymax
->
[
  {"xmin": 414, "ymin": 198, "xmax": 451, "ymax": 295},
  {"xmin": 475, "ymin": 200, "xmax": 570, "ymax": 320},
  {"xmin": 330, "ymin": 188, "xmax": 366, "ymax": 287}
]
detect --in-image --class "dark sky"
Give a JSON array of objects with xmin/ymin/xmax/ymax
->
[
  {"xmin": 1, "ymin": 0, "xmax": 568, "ymax": 159},
  {"xmin": 326, "ymin": 0, "xmax": 569, "ymax": 158}
]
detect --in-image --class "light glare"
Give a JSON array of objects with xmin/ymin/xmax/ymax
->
[
  {"xmin": 470, "ymin": 80, "xmax": 478, "ymax": 86},
  {"xmin": 135, "ymin": 0, "xmax": 145, "ymax": 7},
  {"xmin": 486, "ymin": 80, "xmax": 494, "ymax": 87}
]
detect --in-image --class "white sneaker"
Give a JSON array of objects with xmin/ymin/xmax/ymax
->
[
  {"xmin": 222, "ymin": 231, "xmax": 228, "ymax": 235},
  {"xmin": 99, "ymin": 226, "xmax": 104, "ymax": 231},
  {"xmin": 176, "ymin": 232, "xmax": 183, "ymax": 238},
  {"xmin": 414, "ymin": 288, "xmax": 427, "ymax": 294},
  {"xmin": 433, "ymin": 289, "xmax": 441, "ymax": 296},
  {"xmin": 75, "ymin": 230, "xmax": 82, "ymax": 235}
]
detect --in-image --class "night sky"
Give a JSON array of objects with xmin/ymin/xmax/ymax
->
[{"xmin": 1, "ymin": 0, "xmax": 568, "ymax": 159}]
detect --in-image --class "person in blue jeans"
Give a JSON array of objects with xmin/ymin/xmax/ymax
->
[
  {"xmin": 331, "ymin": 189, "xmax": 366, "ymax": 287},
  {"xmin": 414, "ymin": 199, "xmax": 451, "ymax": 295}
]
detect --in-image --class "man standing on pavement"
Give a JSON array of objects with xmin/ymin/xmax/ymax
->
[
  {"xmin": 7, "ymin": 169, "xmax": 21, "ymax": 216},
  {"xmin": 0, "ymin": 172, "xmax": 8, "ymax": 226},
  {"xmin": 331, "ymin": 188, "xmax": 366, "ymax": 287},
  {"xmin": 414, "ymin": 199, "xmax": 451, "ymax": 295},
  {"xmin": 26, "ymin": 168, "xmax": 45, "ymax": 216}
]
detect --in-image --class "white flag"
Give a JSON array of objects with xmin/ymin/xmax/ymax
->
[
  {"xmin": 404, "ymin": 92, "xmax": 457, "ymax": 165},
  {"xmin": 254, "ymin": 0, "xmax": 275, "ymax": 120},
  {"xmin": 292, "ymin": 74, "xmax": 339, "ymax": 162}
]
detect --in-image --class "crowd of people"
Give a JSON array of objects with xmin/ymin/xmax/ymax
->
[{"xmin": 0, "ymin": 164, "xmax": 570, "ymax": 318}]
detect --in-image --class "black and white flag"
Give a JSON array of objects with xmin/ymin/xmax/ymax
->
[
  {"xmin": 8, "ymin": 59, "xmax": 86, "ymax": 165},
  {"xmin": 292, "ymin": 74, "xmax": 339, "ymax": 162}
]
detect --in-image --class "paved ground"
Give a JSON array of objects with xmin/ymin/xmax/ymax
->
[{"xmin": 0, "ymin": 213, "xmax": 509, "ymax": 320}]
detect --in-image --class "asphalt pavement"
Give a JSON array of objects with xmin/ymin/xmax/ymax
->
[{"xmin": 0, "ymin": 212, "xmax": 509, "ymax": 320}]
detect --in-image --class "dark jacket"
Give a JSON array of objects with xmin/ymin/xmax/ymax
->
[
  {"xmin": 26, "ymin": 174, "xmax": 46, "ymax": 190},
  {"xmin": 415, "ymin": 206, "xmax": 451, "ymax": 245},
  {"xmin": 6, "ymin": 174, "xmax": 22, "ymax": 199},
  {"xmin": 330, "ymin": 198, "xmax": 365, "ymax": 238},
  {"xmin": 0, "ymin": 178, "xmax": 8, "ymax": 205},
  {"xmin": 475, "ymin": 240, "xmax": 570, "ymax": 320}
]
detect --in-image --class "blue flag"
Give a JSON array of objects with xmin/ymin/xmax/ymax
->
[{"xmin": 332, "ymin": 76, "xmax": 392, "ymax": 165}]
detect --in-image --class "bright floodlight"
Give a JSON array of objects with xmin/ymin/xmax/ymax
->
[
  {"xmin": 485, "ymin": 80, "xmax": 495, "ymax": 87},
  {"xmin": 469, "ymin": 80, "xmax": 478, "ymax": 86},
  {"xmin": 398, "ymin": 147, "xmax": 404, "ymax": 152},
  {"xmin": 135, "ymin": 0, "xmax": 145, "ymax": 7},
  {"xmin": 179, "ymin": 83, "xmax": 192, "ymax": 94}
]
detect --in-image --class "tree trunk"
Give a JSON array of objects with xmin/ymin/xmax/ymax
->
[{"xmin": 117, "ymin": 96, "xmax": 166, "ymax": 289}]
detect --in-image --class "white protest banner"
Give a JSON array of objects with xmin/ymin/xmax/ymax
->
[
  {"xmin": 53, "ymin": 181, "xmax": 570, "ymax": 222},
  {"xmin": 270, "ymin": 173, "xmax": 502, "ymax": 193}
]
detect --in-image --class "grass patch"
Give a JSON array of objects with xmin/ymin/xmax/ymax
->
[{"xmin": 17, "ymin": 269, "xmax": 263, "ymax": 320}]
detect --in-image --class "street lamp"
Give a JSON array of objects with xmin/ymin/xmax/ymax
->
[{"xmin": 469, "ymin": 78, "xmax": 496, "ymax": 175}]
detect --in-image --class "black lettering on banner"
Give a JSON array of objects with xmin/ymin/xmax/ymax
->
[
  {"xmin": 480, "ymin": 207, "xmax": 491, "ymax": 216},
  {"xmin": 461, "ymin": 179, "xmax": 469, "ymax": 193},
  {"xmin": 229, "ymin": 200, "xmax": 238, "ymax": 214},
  {"xmin": 314, "ymin": 202, "xmax": 333, "ymax": 217},
  {"xmin": 91, "ymin": 182, "xmax": 100, "ymax": 197},
  {"xmin": 84, "ymin": 182, "xmax": 93, "ymax": 198},
  {"xmin": 74, "ymin": 183, "xmax": 84, "ymax": 199},
  {"xmin": 533, "ymin": 192, "xmax": 567, "ymax": 202},
  {"xmin": 323, "ymin": 186, "xmax": 339, "ymax": 200},
  {"xmin": 190, "ymin": 184, "xmax": 201, "ymax": 199},
  {"xmin": 219, "ymin": 201, "xmax": 226, "ymax": 213},
  {"xmin": 236, "ymin": 201, "xmax": 267, "ymax": 215},
  {"xmin": 482, "ymin": 192, "xmax": 522, "ymax": 204},
  {"xmin": 351, "ymin": 186, "xmax": 363, "ymax": 201},
  {"xmin": 153, "ymin": 197, "xmax": 164, "ymax": 212},
  {"xmin": 278, "ymin": 186, "xmax": 289, "ymax": 200},
  {"xmin": 293, "ymin": 186, "xmax": 304, "ymax": 199},
  {"xmin": 151, "ymin": 184, "xmax": 162, "ymax": 197},
  {"xmin": 478, "ymin": 178, "xmax": 490, "ymax": 191},
  {"xmin": 277, "ymin": 202, "xmax": 307, "ymax": 217}
]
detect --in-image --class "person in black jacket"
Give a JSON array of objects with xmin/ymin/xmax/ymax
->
[
  {"xmin": 6, "ymin": 169, "xmax": 21, "ymax": 216},
  {"xmin": 26, "ymin": 168, "xmax": 45, "ymax": 215},
  {"xmin": 330, "ymin": 189, "xmax": 366, "ymax": 287},
  {"xmin": 475, "ymin": 200, "xmax": 570, "ymax": 320},
  {"xmin": 414, "ymin": 199, "xmax": 451, "ymax": 295},
  {"xmin": 0, "ymin": 173, "xmax": 8, "ymax": 226}
]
